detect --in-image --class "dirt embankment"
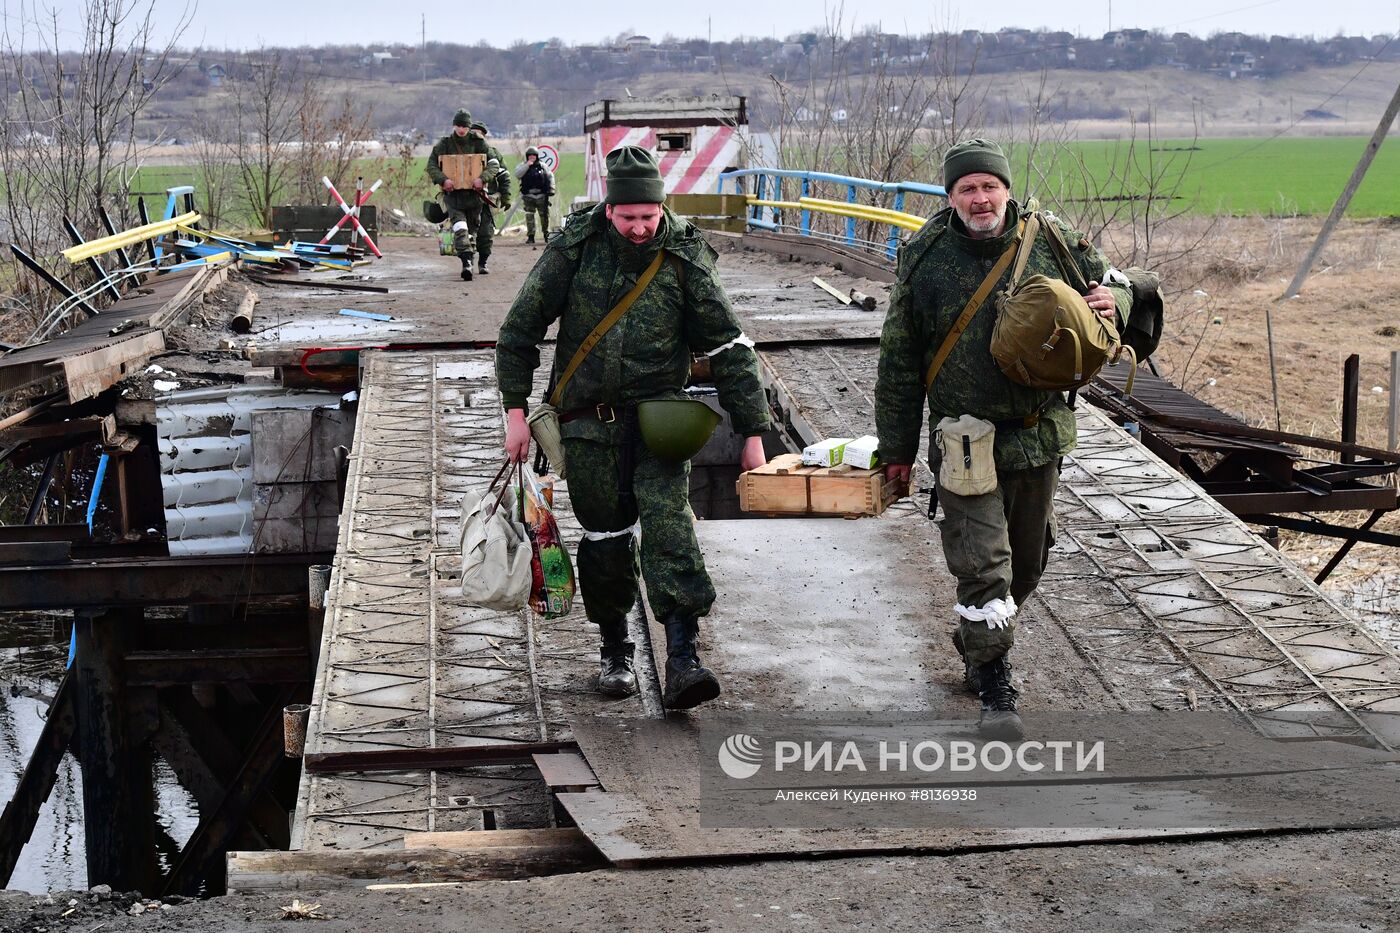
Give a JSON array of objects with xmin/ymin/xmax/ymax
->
[{"xmin": 1132, "ymin": 213, "xmax": 1400, "ymax": 636}]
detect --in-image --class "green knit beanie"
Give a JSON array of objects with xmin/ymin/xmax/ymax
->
[
  {"xmin": 942, "ymin": 138, "xmax": 1012, "ymax": 191},
  {"xmin": 452, "ymin": 109, "xmax": 472, "ymax": 127},
  {"xmin": 604, "ymin": 146, "xmax": 665, "ymax": 204}
]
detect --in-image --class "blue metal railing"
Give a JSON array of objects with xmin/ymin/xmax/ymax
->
[{"xmin": 718, "ymin": 168, "xmax": 946, "ymax": 260}]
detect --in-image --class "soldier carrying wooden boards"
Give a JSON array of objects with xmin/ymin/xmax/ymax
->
[
  {"xmin": 425, "ymin": 109, "xmax": 512, "ymax": 281},
  {"xmin": 875, "ymin": 139, "xmax": 1137, "ymax": 741},
  {"xmin": 495, "ymin": 146, "xmax": 769, "ymax": 710}
]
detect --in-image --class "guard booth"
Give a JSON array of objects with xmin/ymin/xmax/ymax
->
[{"xmin": 583, "ymin": 95, "xmax": 749, "ymax": 204}]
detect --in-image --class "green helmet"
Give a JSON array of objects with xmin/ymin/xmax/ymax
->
[
  {"xmin": 526, "ymin": 146, "xmax": 540, "ymax": 158},
  {"xmin": 636, "ymin": 399, "xmax": 721, "ymax": 462},
  {"xmin": 422, "ymin": 199, "xmax": 447, "ymax": 224}
]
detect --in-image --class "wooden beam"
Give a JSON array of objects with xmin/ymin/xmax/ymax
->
[
  {"xmin": 55, "ymin": 330, "xmax": 166, "ymax": 403},
  {"xmin": 159, "ymin": 689, "xmax": 289, "ymax": 850},
  {"xmin": 161, "ymin": 686, "xmax": 299, "ymax": 895},
  {"xmin": 1283, "ymin": 79, "xmax": 1400, "ymax": 299},
  {"xmin": 74, "ymin": 608, "xmax": 160, "ymax": 893},
  {"xmin": 0, "ymin": 672, "xmax": 75, "ymax": 887},
  {"xmin": 226, "ymin": 843, "xmax": 603, "ymax": 893}
]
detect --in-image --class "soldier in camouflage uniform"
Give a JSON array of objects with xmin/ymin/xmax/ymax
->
[
  {"xmin": 425, "ymin": 111, "xmax": 512, "ymax": 280},
  {"xmin": 875, "ymin": 139, "xmax": 1131, "ymax": 739},
  {"xmin": 497, "ymin": 146, "xmax": 769, "ymax": 710},
  {"xmin": 514, "ymin": 146, "xmax": 556, "ymax": 245}
]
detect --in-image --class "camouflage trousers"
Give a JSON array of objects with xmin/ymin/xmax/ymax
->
[
  {"xmin": 563, "ymin": 437, "xmax": 715, "ymax": 628},
  {"xmin": 446, "ymin": 195, "xmax": 495, "ymax": 261},
  {"xmin": 937, "ymin": 459, "xmax": 1059, "ymax": 666},
  {"xmin": 522, "ymin": 194, "xmax": 550, "ymax": 237}
]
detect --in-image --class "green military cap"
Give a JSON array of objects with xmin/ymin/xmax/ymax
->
[
  {"xmin": 604, "ymin": 145, "xmax": 664, "ymax": 204},
  {"xmin": 525, "ymin": 146, "xmax": 540, "ymax": 157},
  {"xmin": 452, "ymin": 109, "xmax": 472, "ymax": 127},
  {"xmin": 942, "ymin": 138, "xmax": 1012, "ymax": 191},
  {"xmin": 470, "ymin": 121, "xmax": 488, "ymax": 133}
]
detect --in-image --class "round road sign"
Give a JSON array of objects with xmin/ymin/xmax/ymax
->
[{"xmin": 537, "ymin": 145, "xmax": 559, "ymax": 173}]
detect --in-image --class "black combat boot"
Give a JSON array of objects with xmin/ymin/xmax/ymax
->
[
  {"xmin": 951, "ymin": 628, "xmax": 980, "ymax": 694},
  {"xmin": 974, "ymin": 655, "xmax": 1023, "ymax": 741},
  {"xmin": 459, "ymin": 252, "xmax": 473, "ymax": 281},
  {"xmin": 542, "ymin": 229, "xmax": 550, "ymax": 242},
  {"xmin": 477, "ymin": 256, "xmax": 490, "ymax": 275},
  {"xmin": 526, "ymin": 233, "xmax": 536, "ymax": 244},
  {"xmin": 661, "ymin": 613, "xmax": 720, "ymax": 710},
  {"xmin": 596, "ymin": 618, "xmax": 638, "ymax": 698}
]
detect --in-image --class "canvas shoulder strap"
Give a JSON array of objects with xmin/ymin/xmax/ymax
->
[
  {"xmin": 548, "ymin": 248, "xmax": 667, "ymax": 408},
  {"xmin": 922, "ymin": 219, "xmax": 1025, "ymax": 390}
]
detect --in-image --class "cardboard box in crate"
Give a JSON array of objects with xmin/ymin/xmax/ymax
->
[
  {"xmin": 737, "ymin": 453, "xmax": 900, "ymax": 518},
  {"xmin": 438, "ymin": 153, "xmax": 487, "ymax": 189}
]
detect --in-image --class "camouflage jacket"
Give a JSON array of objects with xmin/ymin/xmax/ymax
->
[
  {"xmin": 496, "ymin": 205, "xmax": 771, "ymax": 444},
  {"xmin": 875, "ymin": 201, "xmax": 1132, "ymax": 472}
]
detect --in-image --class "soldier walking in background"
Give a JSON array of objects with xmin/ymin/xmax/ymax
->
[
  {"xmin": 515, "ymin": 147, "xmax": 557, "ymax": 245},
  {"xmin": 426, "ymin": 109, "xmax": 488, "ymax": 281}
]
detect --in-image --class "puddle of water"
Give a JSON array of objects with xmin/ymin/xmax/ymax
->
[
  {"xmin": 254, "ymin": 315, "xmax": 415, "ymax": 342},
  {"xmin": 1, "ymin": 615, "xmax": 199, "ymax": 893}
]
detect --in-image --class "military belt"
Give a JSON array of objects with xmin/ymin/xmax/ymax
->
[
  {"xmin": 991, "ymin": 397, "xmax": 1056, "ymax": 432},
  {"xmin": 559, "ymin": 402, "xmax": 627, "ymax": 424}
]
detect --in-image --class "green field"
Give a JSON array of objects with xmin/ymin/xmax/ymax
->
[
  {"xmin": 119, "ymin": 137, "xmax": 1398, "ymax": 226},
  {"xmin": 1007, "ymin": 136, "xmax": 1400, "ymax": 217}
]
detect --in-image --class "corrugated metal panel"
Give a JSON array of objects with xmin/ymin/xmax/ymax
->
[{"xmin": 156, "ymin": 384, "xmax": 345, "ymax": 556}]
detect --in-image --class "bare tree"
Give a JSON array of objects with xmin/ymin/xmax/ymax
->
[
  {"xmin": 758, "ymin": 9, "xmax": 987, "ymax": 249},
  {"xmin": 0, "ymin": 0, "xmax": 192, "ymax": 334},
  {"xmin": 292, "ymin": 86, "xmax": 376, "ymax": 206},
  {"xmin": 227, "ymin": 48, "xmax": 305, "ymax": 229}
]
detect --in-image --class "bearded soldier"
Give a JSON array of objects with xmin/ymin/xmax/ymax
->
[
  {"xmin": 496, "ymin": 147, "xmax": 769, "ymax": 709},
  {"xmin": 875, "ymin": 139, "xmax": 1132, "ymax": 740}
]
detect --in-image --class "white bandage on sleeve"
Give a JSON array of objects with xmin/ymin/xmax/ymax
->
[
  {"xmin": 1103, "ymin": 267, "xmax": 1132, "ymax": 289},
  {"xmin": 704, "ymin": 333, "xmax": 755, "ymax": 358},
  {"xmin": 582, "ymin": 523, "xmax": 638, "ymax": 542},
  {"xmin": 452, "ymin": 220, "xmax": 469, "ymax": 233},
  {"xmin": 954, "ymin": 595, "xmax": 1018, "ymax": 630}
]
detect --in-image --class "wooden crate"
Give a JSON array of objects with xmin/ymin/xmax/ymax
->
[
  {"xmin": 737, "ymin": 453, "xmax": 900, "ymax": 518},
  {"xmin": 439, "ymin": 153, "xmax": 487, "ymax": 188}
]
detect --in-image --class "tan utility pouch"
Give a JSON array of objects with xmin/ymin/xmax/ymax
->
[
  {"xmin": 935, "ymin": 415, "xmax": 998, "ymax": 497},
  {"xmin": 527, "ymin": 403, "xmax": 567, "ymax": 480}
]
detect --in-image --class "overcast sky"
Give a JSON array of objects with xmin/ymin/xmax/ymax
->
[{"xmin": 5, "ymin": 0, "xmax": 1398, "ymax": 51}]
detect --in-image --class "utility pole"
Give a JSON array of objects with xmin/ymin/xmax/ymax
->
[
  {"xmin": 420, "ymin": 14, "xmax": 427, "ymax": 84},
  {"xmin": 1281, "ymin": 78, "xmax": 1400, "ymax": 299}
]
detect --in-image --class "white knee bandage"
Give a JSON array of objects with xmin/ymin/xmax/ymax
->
[
  {"xmin": 582, "ymin": 523, "xmax": 638, "ymax": 542},
  {"xmin": 954, "ymin": 595, "xmax": 1018, "ymax": 630},
  {"xmin": 452, "ymin": 221, "xmax": 469, "ymax": 233}
]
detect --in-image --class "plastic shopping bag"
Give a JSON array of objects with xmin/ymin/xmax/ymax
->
[
  {"xmin": 459, "ymin": 462, "xmax": 532, "ymax": 611},
  {"xmin": 521, "ymin": 470, "xmax": 575, "ymax": 618}
]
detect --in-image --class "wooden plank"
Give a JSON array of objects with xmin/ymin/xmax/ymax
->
[
  {"xmin": 148, "ymin": 262, "xmax": 229, "ymax": 329},
  {"xmin": 1, "ymin": 414, "xmax": 116, "ymax": 443},
  {"xmin": 226, "ymin": 843, "xmax": 603, "ymax": 893},
  {"xmin": 55, "ymin": 332, "xmax": 165, "ymax": 403},
  {"xmin": 402, "ymin": 827, "xmax": 588, "ymax": 851},
  {"xmin": 690, "ymin": 216, "xmax": 747, "ymax": 234}
]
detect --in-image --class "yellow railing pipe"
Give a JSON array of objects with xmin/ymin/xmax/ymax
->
[
  {"xmin": 798, "ymin": 196, "xmax": 927, "ymax": 230},
  {"xmin": 61, "ymin": 211, "xmax": 201, "ymax": 263}
]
